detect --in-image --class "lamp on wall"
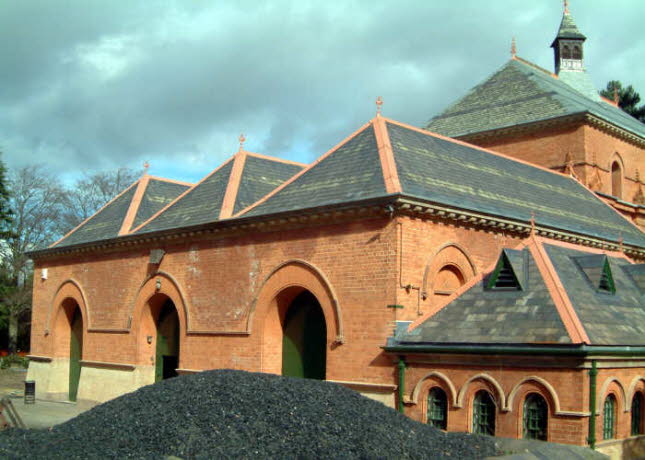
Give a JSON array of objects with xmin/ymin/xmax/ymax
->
[
  {"xmin": 147, "ymin": 335, "xmax": 153, "ymax": 344},
  {"xmin": 155, "ymin": 278, "xmax": 161, "ymax": 291}
]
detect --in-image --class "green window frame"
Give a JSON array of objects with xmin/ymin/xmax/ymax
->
[
  {"xmin": 472, "ymin": 390, "xmax": 496, "ymax": 436},
  {"xmin": 427, "ymin": 387, "xmax": 447, "ymax": 430},
  {"xmin": 603, "ymin": 395, "xmax": 616, "ymax": 440},
  {"xmin": 523, "ymin": 393, "xmax": 548, "ymax": 441},
  {"xmin": 632, "ymin": 392, "xmax": 643, "ymax": 436}
]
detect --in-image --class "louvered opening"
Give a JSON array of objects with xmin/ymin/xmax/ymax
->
[
  {"xmin": 487, "ymin": 253, "xmax": 521, "ymax": 290},
  {"xmin": 598, "ymin": 261, "xmax": 616, "ymax": 294}
]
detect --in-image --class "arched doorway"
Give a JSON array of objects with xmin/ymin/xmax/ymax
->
[
  {"xmin": 281, "ymin": 291, "xmax": 327, "ymax": 380},
  {"xmin": 154, "ymin": 298, "xmax": 179, "ymax": 382},
  {"xmin": 68, "ymin": 305, "xmax": 83, "ymax": 401}
]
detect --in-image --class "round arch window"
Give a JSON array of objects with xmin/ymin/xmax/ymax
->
[{"xmin": 434, "ymin": 265, "xmax": 465, "ymax": 296}]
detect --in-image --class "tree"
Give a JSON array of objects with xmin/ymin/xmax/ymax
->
[
  {"xmin": 600, "ymin": 80, "xmax": 645, "ymax": 122},
  {"xmin": 0, "ymin": 165, "xmax": 67, "ymax": 352},
  {"xmin": 60, "ymin": 167, "xmax": 141, "ymax": 232}
]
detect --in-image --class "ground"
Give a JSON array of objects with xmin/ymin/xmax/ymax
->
[{"xmin": 0, "ymin": 367, "xmax": 26, "ymax": 397}]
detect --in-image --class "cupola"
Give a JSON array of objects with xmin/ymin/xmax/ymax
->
[{"xmin": 550, "ymin": 0, "xmax": 586, "ymax": 74}]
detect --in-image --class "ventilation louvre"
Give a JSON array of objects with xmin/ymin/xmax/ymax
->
[{"xmin": 487, "ymin": 252, "xmax": 521, "ymax": 290}]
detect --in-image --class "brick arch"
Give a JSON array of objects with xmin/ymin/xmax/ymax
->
[
  {"xmin": 410, "ymin": 371, "xmax": 457, "ymax": 407},
  {"xmin": 506, "ymin": 376, "xmax": 560, "ymax": 414},
  {"xmin": 130, "ymin": 271, "xmax": 189, "ymax": 367},
  {"xmin": 422, "ymin": 243, "xmax": 476, "ymax": 299},
  {"xmin": 46, "ymin": 279, "xmax": 91, "ymax": 334},
  {"xmin": 598, "ymin": 377, "xmax": 627, "ymax": 413},
  {"xmin": 457, "ymin": 373, "xmax": 507, "ymax": 411},
  {"xmin": 250, "ymin": 259, "xmax": 343, "ymax": 375},
  {"xmin": 626, "ymin": 376, "xmax": 645, "ymax": 413},
  {"xmin": 48, "ymin": 279, "xmax": 90, "ymax": 359}
]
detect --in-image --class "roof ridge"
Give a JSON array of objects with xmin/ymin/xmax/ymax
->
[
  {"xmin": 512, "ymin": 56, "xmax": 558, "ymax": 79},
  {"xmin": 131, "ymin": 156, "xmax": 236, "ymax": 234},
  {"xmin": 147, "ymin": 175, "xmax": 194, "ymax": 187},
  {"xmin": 373, "ymin": 115, "xmax": 401, "ymax": 194},
  {"xmin": 244, "ymin": 151, "xmax": 308, "ymax": 167},
  {"xmin": 232, "ymin": 119, "xmax": 375, "ymax": 218},
  {"xmin": 219, "ymin": 151, "xmax": 248, "ymax": 219},
  {"xmin": 119, "ymin": 175, "xmax": 151, "ymax": 235},
  {"xmin": 50, "ymin": 177, "xmax": 142, "ymax": 248},
  {"xmin": 528, "ymin": 238, "xmax": 590, "ymax": 344}
]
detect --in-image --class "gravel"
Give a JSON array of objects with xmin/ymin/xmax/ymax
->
[{"xmin": 0, "ymin": 369, "xmax": 498, "ymax": 459}]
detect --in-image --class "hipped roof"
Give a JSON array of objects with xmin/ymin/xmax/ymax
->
[{"xmin": 391, "ymin": 237, "xmax": 645, "ymax": 347}]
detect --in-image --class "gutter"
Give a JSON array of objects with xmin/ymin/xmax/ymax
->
[{"xmin": 383, "ymin": 343, "xmax": 645, "ymax": 357}]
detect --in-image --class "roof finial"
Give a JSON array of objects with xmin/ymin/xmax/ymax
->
[
  {"xmin": 239, "ymin": 133, "xmax": 246, "ymax": 152},
  {"xmin": 511, "ymin": 37, "xmax": 516, "ymax": 58},
  {"xmin": 564, "ymin": 0, "xmax": 569, "ymax": 14},
  {"xmin": 613, "ymin": 87, "xmax": 619, "ymax": 105},
  {"xmin": 376, "ymin": 96, "xmax": 383, "ymax": 117},
  {"xmin": 143, "ymin": 161, "xmax": 150, "ymax": 175},
  {"xmin": 618, "ymin": 233, "xmax": 624, "ymax": 253},
  {"xmin": 530, "ymin": 211, "xmax": 536, "ymax": 236}
]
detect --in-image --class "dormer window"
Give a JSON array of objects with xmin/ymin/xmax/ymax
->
[
  {"xmin": 487, "ymin": 251, "xmax": 522, "ymax": 291},
  {"xmin": 574, "ymin": 255, "xmax": 616, "ymax": 295}
]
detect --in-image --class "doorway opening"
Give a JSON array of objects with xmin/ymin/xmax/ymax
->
[{"xmin": 154, "ymin": 298, "xmax": 180, "ymax": 382}]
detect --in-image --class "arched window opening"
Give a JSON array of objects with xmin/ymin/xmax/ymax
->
[
  {"xmin": 427, "ymin": 387, "xmax": 448, "ymax": 430},
  {"xmin": 69, "ymin": 306, "xmax": 83, "ymax": 402},
  {"xmin": 473, "ymin": 390, "xmax": 496, "ymax": 436},
  {"xmin": 562, "ymin": 45, "xmax": 572, "ymax": 59},
  {"xmin": 611, "ymin": 161, "xmax": 623, "ymax": 199},
  {"xmin": 434, "ymin": 265, "xmax": 465, "ymax": 296},
  {"xmin": 632, "ymin": 392, "xmax": 644, "ymax": 436},
  {"xmin": 603, "ymin": 395, "xmax": 616, "ymax": 439},
  {"xmin": 523, "ymin": 393, "xmax": 548, "ymax": 440},
  {"xmin": 572, "ymin": 46, "xmax": 582, "ymax": 59}
]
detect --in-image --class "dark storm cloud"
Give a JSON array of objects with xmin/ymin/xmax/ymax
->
[{"xmin": 1, "ymin": 0, "xmax": 643, "ymax": 183}]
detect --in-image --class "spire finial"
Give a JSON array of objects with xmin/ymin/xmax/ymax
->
[
  {"xmin": 564, "ymin": 0, "xmax": 569, "ymax": 14},
  {"xmin": 376, "ymin": 96, "xmax": 383, "ymax": 117},
  {"xmin": 239, "ymin": 133, "xmax": 246, "ymax": 152},
  {"xmin": 511, "ymin": 37, "xmax": 516, "ymax": 58},
  {"xmin": 143, "ymin": 161, "xmax": 150, "ymax": 175}
]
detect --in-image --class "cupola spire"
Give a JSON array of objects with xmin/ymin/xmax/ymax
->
[{"xmin": 551, "ymin": 0, "xmax": 586, "ymax": 74}]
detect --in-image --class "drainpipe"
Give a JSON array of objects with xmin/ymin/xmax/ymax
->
[
  {"xmin": 397, "ymin": 357, "xmax": 406, "ymax": 413},
  {"xmin": 587, "ymin": 360, "xmax": 597, "ymax": 450}
]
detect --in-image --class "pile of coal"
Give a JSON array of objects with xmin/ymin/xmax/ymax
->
[{"xmin": 0, "ymin": 370, "xmax": 497, "ymax": 459}]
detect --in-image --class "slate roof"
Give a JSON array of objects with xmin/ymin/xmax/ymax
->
[
  {"xmin": 425, "ymin": 58, "xmax": 645, "ymax": 139},
  {"xmin": 136, "ymin": 152, "xmax": 305, "ymax": 234},
  {"xmin": 388, "ymin": 120, "xmax": 645, "ymax": 247},
  {"xmin": 52, "ymin": 177, "xmax": 190, "ymax": 248},
  {"xmin": 390, "ymin": 238, "xmax": 645, "ymax": 348},
  {"xmin": 240, "ymin": 124, "xmax": 387, "ymax": 217},
  {"xmin": 551, "ymin": 10, "xmax": 586, "ymax": 45}
]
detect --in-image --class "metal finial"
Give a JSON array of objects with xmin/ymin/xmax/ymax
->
[
  {"xmin": 511, "ymin": 37, "xmax": 516, "ymax": 58},
  {"xmin": 376, "ymin": 96, "xmax": 383, "ymax": 116},
  {"xmin": 239, "ymin": 133, "xmax": 246, "ymax": 152},
  {"xmin": 143, "ymin": 161, "xmax": 150, "ymax": 174},
  {"xmin": 564, "ymin": 0, "xmax": 569, "ymax": 14}
]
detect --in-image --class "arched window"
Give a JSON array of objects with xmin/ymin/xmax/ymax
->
[
  {"xmin": 603, "ymin": 395, "xmax": 616, "ymax": 439},
  {"xmin": 427, "ymin": 387, "xmax": 448, "ymax": 430},
  {"xmin": 562, "ymin": 45, "xmax": 572, "ymax": 59},
  {"xmin": 572, "ymin": 45, "xmax": 582, "ymax": 59},
  {"xmin": 473, "ymin": 390, "xmax": 496, "ymax": 436},
  {"xmin": 523, "ymin": 393, "xmax": 548, "ymax": 440},
  {"xmin": 434, "ymin": 265, "xmax": 465, "ymax": 295},
  {"xmin": 611, "ymin": 161, "xmax": 623, "ymax": 199},
  {"xmin": 632, "ymin": 392, "xmax": 644, "ymax": 436}
]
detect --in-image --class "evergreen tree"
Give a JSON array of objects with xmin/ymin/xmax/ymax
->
[{"xmin": 601, "ymin": 81, "xmax": 645, "ymax": 122}]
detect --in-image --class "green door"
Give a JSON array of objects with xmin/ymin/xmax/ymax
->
[
  {"xmin": 69, "ymin": 308, "xmax": 83, "ymax": 401},
  {"xmin": 282, "ymin": 291, "xmax": 326, "ymax": 380},
  {"xmin": 155, "ymin": 300, "xmax": 179, "ymax": 382}
]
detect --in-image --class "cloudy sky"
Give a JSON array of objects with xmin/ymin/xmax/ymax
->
[{"xmin": 2, "ymin": 0, "xmax": 643, "ymax": 185}]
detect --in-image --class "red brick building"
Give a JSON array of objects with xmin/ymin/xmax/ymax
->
[{"xmin": 27, "ymin": 3, "xmax": 644, "ymax": 454}]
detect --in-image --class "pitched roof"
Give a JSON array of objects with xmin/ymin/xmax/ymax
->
[
  {"xmin": 425, "ymin": 58, "xmax": 645, "ymax": 139},
  {"xmin": 51, "ymin": 176, "xmax": 191, "ymax": 248},
  {"xmin": 135, "ymin": 152, "xmax": 304, "ymax": 234},
  {"xmin": 391, "ymin": 238, "xmax": 645, "ymax": 348}
]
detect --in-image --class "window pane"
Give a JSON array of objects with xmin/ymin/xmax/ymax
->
[
  {"xmin": 473, "ymin": 390, "xmax": 495, "ymax": 436},
  {"xmin": 427, "ymin": 387, "xmax": 447, "ymax": 430},
  {"xmin": 632, "ymin": 393, "xmax": 643, "ymax": 436},
  {"xmin": 523, "ymin": 394, "xmax": 548, "ymax": 441},
  {"xmin": 603, "ymin": 395, "xmax": 616, "ymax": 440}
]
